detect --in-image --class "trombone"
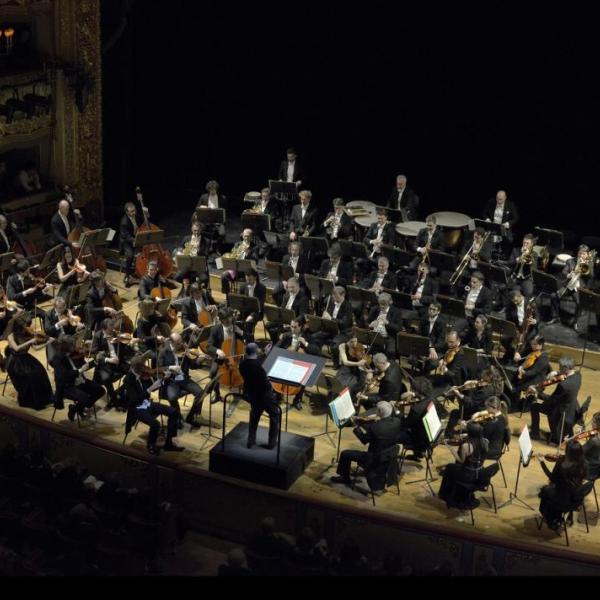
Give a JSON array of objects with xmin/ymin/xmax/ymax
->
[{"xmin": 449, "ymin": 231, "xmax": 490, "ymax": 286}]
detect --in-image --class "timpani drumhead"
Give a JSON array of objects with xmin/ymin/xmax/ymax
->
[
  {"xmin": 355, "ymin": 214, "xmax": 378, "ymax": 228},
  {"xmin": 430, "ymin": 212, "xmax": 472, "ymax": 228},
  {"xmin": 396, "ymin": 221, "xmax": 426, "ymax": 237},
  {"xmin": 556, "ymin": 253, "xmax": 573, "ymax": 263},
  {"xmin": 245, "ymin": 192, "xmax": 262, "ymax": 202}
]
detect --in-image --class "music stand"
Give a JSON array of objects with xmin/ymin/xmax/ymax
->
[
  {"xmin": 396, "ymin": 332, "xmax": 430, "ymax": 360},
  {"xmin": 175, "ymin": 255, "xmax": 209, "ymax": 279},
  {"xmin": 0, "ymin": 252, "xmax": 15, "ymax": 287},
  {"xmin": 262, "ymin": 346, "xmax": 327, "ymax": 432},
  {"xmin": 242, "ymin": 212, "xmax": 271, "ymax": 235},
  {"xmin": 428, "ymin": 250, "xmax": 457, "ymax": 274},
  {"xmin": 352, "ymin": 327, "xmax": 384, "ymax": 352},
  {"xmin": 269, "ymin": 181, "xmax": 298, "ymax": 229},
  {"xmin": 474, "ymin": 219, "xmax": 504, "ymax": 238},
  {"xmin": 338, "ymin": 241, "xmax": 368, "ymax": 260},
  {"xmin": 134, "ymin": 230, "xmax": 164, "ymax": 249},
  {"xmin": 531, "ymin": 269, "xmax": 558, "ymax": 296},
  {"xmin": 299, "ymin": 236, "xmax": 329, "ymax": 263},
  {"xmin": 328, "ymin": 386, "xmax": 355, "ymax": 456},
  {"xmin": 193, "ymin": 208, "xmax": 226, "ymax": 225},
  {"xmin": 383, "ymin": 289, "xmax": 413, "ymax": 311},
  {"xmin": 462, "ymin": 347, "xmax": 481, "ymax": 374},
  {"xmin": 263, "ymin": 231, "xmax": 289, "ymax": 250},
  {"xmin": 535, "ymin": 227, "xmax": 564, "ymax": 252},
  {"xmin": 477, "ymin": 261, "xmax": 509, "ymax": 287},
  {"xmin": 304, "ymin": 274, "xmax": 334, "ymax": 313},
  {"xmin": 265, "ymin": 261, "xmax": 294, "ymax": 286},
  {"xmin": 220, "ymin": 258, "xmax": 256, "ymax": 276},
  {"xmin": 579, "ymin": 288, "xmax": 600, "ymax": 370},
  {"xmin": 227, "ymin": 293, "xmax": 260, "ymax": 318},
  {"xmin": 488, "ymin": 316, "xmax": 517, "ymax": 357},
  {"xmin": 263, "ymin": 303, "xmax": 296, "ymax": 327},
  {"xmin": 380, "ymin": 244, "xmax": 413, "ymax": 269},
  {"xmin": 436, "ymin": 294, "xmax": 466, "ymax": 326},
  {"xmin": 347, "ymin": 286, "xmax": 379, "ymax": 309},
  {"xmin": 307, "ymin": 315, "xmax": 339, "ymax": 336},
  {"xmin": 498, "ymin": 425, "xmax": 535, "ymax": 512},
  {"xmin": 65, "ymin": 280, "xmax": 91, "ymax": 310},
  {"xmin": 39, "ymin": 245, "xmax": 64, "ymax": 272}
]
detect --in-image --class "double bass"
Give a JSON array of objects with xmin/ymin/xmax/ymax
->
[
  {"xmin": 217, "ymin": 323, "xmax": 245, "ymax": 389},
  {"xmin": 67, "ymin": 200, "xmax": 107, "ymax": 272},
  {"xmin": 134, "ymin": 187, "xmax": 174, "ymax": 279}
]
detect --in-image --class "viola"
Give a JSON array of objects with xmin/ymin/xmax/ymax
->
[{"xmin": 134, "ymin": 187, "xmax": 174, "ymax": 279}]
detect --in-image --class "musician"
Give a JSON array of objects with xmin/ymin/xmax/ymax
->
[
  {"xmin": 322, "ymin": 198, "xmax": 353, "ymax": 242},
  {"xmin": 529, "ymin": 357, "xmax": 581, "ymax": 443},
  {"xmin": 253, "ymin": 188, "xmax": 281, "ymax": 230},
  {"xmin": 445, "ymin": 366, "xmax": 503, "ymax": 433},
  {"xmin": 461, "ymin": 271, "xmax": 493, "ymax": 322},
  {"xmin": 420, "ymin": 302, "xmax": 447, "ymax": 360},
  {"xmin": 289, "ymin": 190, "xmax": 318, "ymax": 240},
  {"xmin": 135, "ymin": 299, "xmax": 170, "ymax": 366},
  {"xmin": 457, "ymin": 227, "xmax": 493, "ymax": 276},
  {"xmin": 356, "ymin": 353, "xmax": 405, "ymax": 409},
  {"xmin": 173, "ymin": 221, "xmax": 211, "ymax": 290},
  {"xmin": 502, "ymin": 289, "xmax": 539, "ymax": 362},
  {"xmin": 278, "ymin": 147, "xmax": 305, "ymax": 187},
  {"xmin": 483, "ymin": 190, "xmax": 519, "ymax": 247},
  {"xmin": 240, "ymin": 343, "xmax": 281, "ymax": 450},
  {"xmin": 138, "ymin": 260, "xmax": 168, "ymax": 301},
  {"xmin": 387, "ymin": 174, "xmax": 420, "ymax": 221},
  {"xmin": 45, "ymin": 296, "xmax": 85, "ymax": 340},
  {"xmin": 91, "ymin": 318, "xmax": 135, "ymax": 410},
  {"xmin": 7, "ymin": 260, "xmax": 52, "ymax": 319},
  {"xmin": 428, "ymin": 330, "xmax": 467, "ymax": 390},
  {"xmin": 158, "ymin": 332, "xmax": 208, "ymax": 430},
  {"xmin": 580, "ymin": 412, "xmax": 600, "ymax": 480},
  {"xmin": 238, "ymin": 269, "xmax": 267, "ymax": 341},
  {"xmin": 362, "ymin": 256, "xmax": 398, "ymax": 294},
  {"xmin": 119, "ymin": 202, "xmax": 144, "ymax": 288},
  {"xmin": 57, "ymin": 245, "xmax": 89, "ymax": 299},
  {"xmin": 49, "ymin": 199, "xmax": 80, "ymax": 249},
  {"xmin": 338, "ymin": 336, "xmax": 370, "ymax": 389},
  {"xmin": 404, "ymin": 262, "xmax": 438, "ymax": 319},
  {"xmin": 508, "ymin": 233, "xmax": 538, "ymax": 298},
  {"xmin": 5, "ymin": 313, "xmax": 53, "ymax": 411},
  {"xmin": 221, "ymin": 228, "xmax": 260, "ymax": 295},
  {"xmin": 318, "ymin": 244, "xmax": 352, "ymax": 287},
  {"xmin": 365, "ymin": 292, "xmax": 403, "ymax": 359},
  {"xmin": 276, "ymin": 317, "xmax": 320, "ymax": 410},
  {"xmin": 477, "ymin": 397, "xmax": 510, "ymax": 458},
  {"xmin": 510, "ymin": 335, "xmax": 550, "ymax": 400},
  {"xmin": 265, "ymin": 277, "xmax": 310, "ymax": 343},
  {"xmin": 415, "ymin": 215, "xmax": 445, "ymax": 258},
  {"xmin": 50, "ymin": 334, "xmax": 105, "ymax": 421},
  {"xmin": 311, "ymin": 286, "xmax": 354, "ymax": 368},
  {"xmin": 362, "ymin": 209, "xmax": 396, "ymax": 265},
  {"xmin": 272, "ymin": 241, "xmax": 311, "ymax": 305},
  {"xmin": 85, "ymin": 270, "xmax": 120, "ymax": 332},
  {"xmin": 206, "ymin": 307, "xmax": 247, "ymax": 404},
  {"xmin": 331, "ymin": 401, "xmax": 402, "ymax": 490},
  {"xmin": 125, "ymin": 355, "xmax": 184, "ymax": 456},
  {"xmin": 463, "ymin": 314, "xmax": 494, "ymax": 358}
]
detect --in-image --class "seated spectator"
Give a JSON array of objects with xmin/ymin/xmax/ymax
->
[
  {"xmin": 287, "ymin": 526, "xmax": 329, "ymax": 569},
  {"xmin": 14, "ymin": 161, "xmax": 42, "ymax": 194},
  {"xmin": 330, "ymin": 539, "xmax": 372, "ymax": 576},
  {"xmin": 246, "ymin": 516, "xmax": 295, "ymax": 558},
  {"xmin": 218, "ymin": 548, "xmax": 253, "ymax": 577}
]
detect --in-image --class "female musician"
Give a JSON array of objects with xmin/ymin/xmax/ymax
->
[
  {"xmin": 537, "ymin": 440, "xmax": 588, "ymax": 531},
  {"xmin": 457, "ymin": 397, "xmax": 509, "ymax": 459},
  {"xmin": 5, "ymin": 313, "xmax": 54, "ymax": 410},
  {"xmin": 338, "ymin": 336, "xmax": 370, "ymax": 390},
  {"xmin": 438, "ymin": 422, "xmax": 498, "ymax": 511},
  {"xmin": 57, "ymin": 245, "xmax": 90, "ymax": 299},
  {"xmin": 0, "ymin": 283, "xmax": 18, "ymax": 338},
  {"xmin": 577, "ymin": 412, "xmax": 600, "ymax": 480},
  {"xmin": 463, "ymin": 314, "xmax": 494, "ymax": 359}
]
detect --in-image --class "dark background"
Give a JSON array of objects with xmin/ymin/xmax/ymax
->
[{"xmin": 101, "ymin": 1, "xmax": 599, "ymax": 244}]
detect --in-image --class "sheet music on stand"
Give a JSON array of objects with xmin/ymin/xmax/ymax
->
[
  {"xmin": 380, "ymin": 244, "xmax": 413, "ymax": 268},
  {"xmin": 428, "ymin": 249, "xmax": 457, "ymax": 274},
  {"xmin": 532, "ymin": 269, "xmax": 558, "ymax": 295},
  {"xmin": 304, "ymin": 274, "xmax": 334, "ymax": 301},
  {"xmin": 384, "ymin": 289, "xmax": 413, "ymax": 311},
  {"xmin": 474, "ymin": 219, "xmax": 504, "ymax": 237},
  {"xmin": 338, "ymin": 240, "xmax": 368, "ymax": 260},
  {"xmin": 347, "ymin": 286, "xmax": 378, "ymax": 307},
  {"xmin": 329, "ymin": 388, "xmax": 356, "ymax": 428},
  {"xmin": 227, "ymin": 293, "xmax": 260, "ymax": 317},
  {"xmin": 352, "ymin": 327, "xmax": 384, "ymax": 351},
  {"xmin": 193, "ymin": 208, "xmax": 226, "ymax": 225},
  {"xmin": 65, "ymin": 280, "xmax": 91, "ymax": 309},
  {"xmin": 263, "ymin": 303, "xmax": 296, "ymax": 325},
  {"xmin": 299, "ymin": 236, "xmax": 329, "ymax": 258},
  {"xmin": 175, "ymin": 255, "xmax": 208, "ymax": 277},
  {"xmin": 265, "ymin": 260, "xmax": 294, "ymax": 283},
  {"xmin": 307, "ymin": 315, "xmax": 339, "ymax": 336},
  {"xmin": 241, "ymin": 212, "xmax": 271, "ymax": 234},
  {"xmin": 217, "ymin": 258, "xmax": 256, "ymax": 274},
  {"xmin": 423, "ymin": 402, "xmax": 443, "ymax": 443},
  {"xmin": 534, "ymin": 227, "xmax": 564, "ymax": 252},
  {"xmin": 436, "ymin": 294, "xmax": 466, "ymax": 321},
  {"xmin": 488, "ymin": 316, "xmax": 517, "ymax": 340},
  {"xmin": 268, "ymin": 180, "xmax": 297, "ymax": 201}
]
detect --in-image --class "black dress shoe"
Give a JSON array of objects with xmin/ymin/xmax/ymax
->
[
  {"xmin": 186, "ymin": 418, "xmax": 202, "ymax": 430},
  {"xmin": 163, "ymin": 442, "xmax": 185, "ymax": 452},
  {"xmin": 266, "ymin": 441, "xmax": 277, "ymax": 450},
  {"xmin": 211, "ymin": 394, "xmax": 222, "ymax": 405},
  {"xmin": 293, "ymin": 401, "xmax": 303, "ymax": 411},
  {"xmin": 54, "ymin": 401, "xmax": 64, "ymax": 411},
  {"xmin": 530, "ymin": 432, "xmax": 542, "ymax": 441},
  {"xmin": 330, "ymin": 476, "xmax": 351, "ymax": 486}
]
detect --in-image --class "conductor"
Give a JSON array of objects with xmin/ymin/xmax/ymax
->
[{"xmin": 239, "ymin": 343, "xmax": 281, "ymax": 450}]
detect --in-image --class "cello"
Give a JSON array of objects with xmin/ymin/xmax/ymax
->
[
  {"xmin": 217, "ymin": 321, "xmax": 245, "ymax": 389},
  {"xmin": 134, "ymin": 187, "xmax": 174, "ymax": 279}
]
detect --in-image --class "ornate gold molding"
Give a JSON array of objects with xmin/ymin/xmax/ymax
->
[{"xmin": 0, "ymin": 114, "xmax": 53, "ymax": 137}]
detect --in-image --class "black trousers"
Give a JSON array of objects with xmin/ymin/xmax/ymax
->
[
  {"xmin": 94, "ymin": 364, "xmax": 128, "ymax": 403},
  {"xmin": 337, "ymin": 449, "xmax": 369, "ymax": 480},
  {"xmin": 123, "ymin": 243, "xmax": 135, "ymax": 277},
  {"xmin": 530, "ymin": 402, "xmax": 571, "ymax": 442},
  {"xmin": 64, "ymin": 380, "xmax": 105, "ymax": 412},
  {"xmin": 248, "ymin": 396, "xmax": 281, "ymax": 446},
  {"xmin": 164, "ymin": 378, "xmax": 203, "ymax": 421},
  {"xmin": 135, "ymin": 402, "xmax": 178, "ymax": 447}
]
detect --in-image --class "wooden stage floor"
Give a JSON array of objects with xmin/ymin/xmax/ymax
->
[{"xmin": 2, "ymin": 269, "xmax": 600, "ymax": 560}]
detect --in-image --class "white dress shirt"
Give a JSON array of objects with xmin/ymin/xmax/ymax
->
[
  {"xmin": 289, "ymin": 256, "xmax": 299, "ymax": 274},
  {"xmin": 287, "ymin": 162, "xmax": 295, "ymax": 183},
  {"xmin": 465, "ymin": 287, "xmax": 481, "ymax": 317},
  {"xmin": 332, "ymin": 302, "xmax": 342, "ymax": 320},
  {"xmin": 208, "ymin": 193, "xmax": 219, "ymax": 209},
  {"xmin": 517, "ymin": 302, "xmax": 525, "ymax": 326},
  {"xmin": 286, "ymin": 293, "xmax": 297, "ymax": 311}
]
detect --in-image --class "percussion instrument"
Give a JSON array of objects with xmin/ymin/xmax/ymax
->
[
  {"xmin": 395, "ymin": 221, "xmax": 426, "ymax": 238},
  {"xmin": 430, "ymin": 212, "xmax": 471, "ymax": 250}
]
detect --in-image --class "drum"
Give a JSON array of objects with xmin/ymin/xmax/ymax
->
[
  {"xmin": 244, "ymin": 191, "xmax": 262, "ymax": 203},
  {"xmin": 355, "ymin": 214, "xmax": 378, "ymax": 228},
  {"xmin": 430, "ymin": 212, "xmax": 472, "ymax": 250},
  {"xmin": 396, "ymin": 221, "xmax": 426, "ymax": 238},
  {"xmin": 346, "ymin": 200, "xmax": 376, "ymax": 218}
]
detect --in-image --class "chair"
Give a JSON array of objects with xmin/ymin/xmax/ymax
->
[
  {"xmin": 537, "ymin": 480, "xmax": 595, "ymax": 546},
  {"xmin": 351, "ymin": 447, "xmax": 401, "ymax": 506},
  {"xmin": 485, "ymin": 429, "xmax": 511, "ymax": 488},
  {"xmin": 455, "ymin": 465, "xmax": 499, "ymax": 526}
]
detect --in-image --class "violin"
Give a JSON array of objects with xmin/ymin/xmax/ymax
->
[
  {"xmin": 140, "ymin": 365, "xmax": 170, "ymax": 381},
  {"xmin": 518, "ymin": 350, "xmax": 541, "ymax": 379},
  {"xmin": 25, "ymin": 326, "xmax": 48, "ymax": 345},
  {"xmin": 434, "ymin": 347, "xmax": 459, "ymax": 376},
  {"xmin": 528, "ymin": 372, "xmax": 569, "ymax": 396},
  {"xmin": 109, "ymin": 333, "xmax": 135, "ymax": 345}
]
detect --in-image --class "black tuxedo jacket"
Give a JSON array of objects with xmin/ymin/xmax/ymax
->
[
  {"xmin": 419, "ymin": 317, "xmax": 446, "ymax": 352},
  {"xmin": 517, "ymin": 350, "xmax": 550, "ymax": 383},
  {"xmin": 415, "ymin": 228, "xmax": 445, "ymax": 252},
  {"xmin": 483, "ymin": 199, "xmax": 519, "ymax": 238},
  {"xmin": 281, "ymin": 254, "xmax": 311, "ymax": 277},
  {"xmin": 318, "ymin": 259, "xmax": 353, "ymax": 287},
  {"xmin": 50, "ymin": 352, "xmax": 86, "ymax": 405},
  {"xmin": 119, "ymin": 213, "xmax": 142, "ymax": 249},
  {"xmin": 322, "ymin": 297, "xmax": 354, "ymax": 333},
  {"xmin": 437, "ymin": 347, "xmax": 467, "ymax": 385},
  {"xmin": 196, "ymin": 193, "xmax": 227, "ymax": 210},
  {"xmin": 277, "ymin": 331, "xmax": 320, "ymax": 356},
  {"xmin": 278, "ymin": 160, "xmax": 306, "ymax": 184},
  {"xmin": 180, "ymin": 293, "xmax": 215, "ymax": 328},
  {"xmin": 509, "ymin": 247, "xmax": 539, "ymax": 279},
  {"xmin": 463, "ymin": 327, "xmax": 494, "ymax": 355},
  {"xmin": 239, "ymin": 358, "xmax": 275, "ymax": 404},
  {"xmin": 371, "ymin": 363, "xmax": 406, "ymax": 404},
  {"xmin": 540, "ymin": 372, "xmax": 582, "ymax": 426},
  {"xmin": 405, "ymin": 274, "xmax": 438, "ymax": 305},
  {"xmin": 366, "ymin": 305, "xmax": 403, "ymax": 337},
  {"xmin": 364, "ymin": 222, "xmax": 396, "ymax": 247},
  {"xmin": 44, "ymin": 309, "xmax": 77, "ymax": 339},
  {"xmin": 387, "ymin": 187, "xmax": 419, "ymax": 220},
  {"xmin": 85, "ymin": 286, "xmax": 107, "ymax": 329},
  {"xmin": 239, "ymin": 282, "xmax": 267, "ymax": 321},
  {"xmin": 362, "ymin": 271, "xmax": 398, "ymax": 292},
  {"xmin": 323, "ymin": 212, "xmax": 353, "ymax": 240},
  {"xmin": 462, "ymin": 285, "xmax": 493, "ymax": 316},
  {"xmin": 280, "ymin": 290, "xmax": 310, "ymax": 317},
  {"xmin": 459, "ymin": 233, "xmax": 494, "ymax": 264},
  {"xmin": 354, "ymin": 415, "xmax": 403, "ymax": 456},
  {"xmin": 50, "ymin": 212, "xmax": 77, "ymax": 247},
  {"xmin": 290, "ymin": 204, "xmax": 318, "ymax": 237},
  {"xmin": 505, "ymin": 297, "xmax": 539, "ymax": 332},
  {"xmin": 180, "ymin": 234, "xmax": 211, "ymax": 257}
]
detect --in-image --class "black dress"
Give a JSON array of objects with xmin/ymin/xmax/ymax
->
[
  {"xmin": 6, "ymin": 334, "xmax": 54, "ymax": 410},
  {"xmin": 538, "ymin": 460, "xmax": 586, "ymax": 527}
]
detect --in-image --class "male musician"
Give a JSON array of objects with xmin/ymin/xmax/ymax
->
[
  {"xmin": 502, "ymin": 289, "xmax": 539, "ymax": 362},
  {"xmin": 221, "ymin": 228, "xmax": 260, "ymax": 295},
  {"xmin": 272, "ymin": 241, "xmax": 310, "ymax": 305},
  {"xmin": 50, "ymin": 334, "xmax": 106, "ymax": 420},
  {"xmin": 278, "ymin": 147, "xmax": 305, "ymax": 187},
  {"xmin": 508, "ymin": 335, "xmax": 550, "ymax": 403},
  {"xmin": 265, "ymin": 276, "xmax": 310, "ymax": 343},
  {"xmin": 120, "ymin": 201, "xmax": 146, "ymax": 288},
  {"xmin": 427, "ymin": 330, "xmax": 467, "ymax": 390},
  {"xmin": 508, "ymin": 233, "xmax": 538, "ymax": 298},
  {"xmin": 276, "ymin": 317, "xmax": 321, "ymax": 410},
  {"xmin": 318, "ymin": 244, "xmax": 352, "ymax": 287},
  {"xmin": 419, "ymin": 302, "xmax": 447, "ymax": 360},
  {"xmin": 49, "ymin": 199, "xmax": 80, "ymax": 249},
  {"xmin": 7, "ymin": 260, "xmax": 52, "ymax": 319},
  {"xmin": 45, "ymin": 296, "xmax": 85, "ymax": 339},
  {"xmin": 289, "ymin": 190, "xmax": 318, "ymax": 240},
  {"xmin": 85, "ymin": 270, "xmax": 120, "ymax": 331},
  {"xmin": 362, "ymin": 256, "xmax": 398, "ymax": 294},
  {"xmin": 529, "ymin": 357, "xmax": 582, "ymax": 443},
  {"xmin": 256, "ymin": 187, "xmax": 281, "ymax": 230},
  {"xmin": 483, "ymin": 190, "xmax": 519, "ymax": 248},
  {"xmin": 405, "ymin": 262, "xmax": 438, "ymax": 319},
  {"xmin": 322, "ymin": 198, "xmax": 353, "ymax": 242},
  {"xmin": 396, "ymin": 377, "xmax": 435, "ymax": 461},
  {"xmin": 413, "ymin": 215, "xmax": 445, "ymax": 265},
  {"xmin": 462, "ymin": 271, "xmax": 493, "ymax": 320},
  {"xmin": 363, "ymin": 209, "xmax": 396, "ymax": 262},
  {"xmin": 356, "ymin": 353, "xmax": 405, "ymax": 409},
  {"xmin": 138, "ymin": 260, "xmax": 174, "ymax": 301},
  {"xmin": 135, "ymin": 298, "xmax": 169, "ymax": 367},
  {"xmin": 92, "ymin": 318, "xmax": 136, "ymax": 410},
  {"xmin": 174, "ymin": 220, "xmax": 211, "ymax": 291},
  {"xmin": 311, "ymin": 286, "xmax": 354, "ymax": 368},
  {"xmin": 238, "ymin": 269, "xmax": 267, "ymax": 342},
  {"xmin": 158, "ymin": 332, "xmax": 208, "ymax": 430},
  {"xmin": 387, "ymin": 174, "xmax": 420, "ymax": 221},
  {"xmin": 331, "ymin": 401, "xmax": 403, "ymax": 490},
  {"xmin": 365, "ymin": 292, "xmax": 403, "ymax": 359},
  {"xmin": 196, "ymin": 180, "xmax": 227, "ymax": 249},
  {"xmin": 456, "ymin": 227, "xmax": 493, "ymax": 277},
  {"xmin": 124, "ymin": 355, "xmax": 184, "ymax": 455},
  {"xmin": 240, "ymin": 343, "xmax": 281, "ymax": 450}
]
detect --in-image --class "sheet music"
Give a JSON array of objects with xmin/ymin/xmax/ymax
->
[
  {"xmin": 423, "ymin": 402, "xmax": 442, "ymax": 442},
  {"xmin": 519, "ymin": 426, "xmax": 533, "ymax": 466},
  {"xmin": 329, "ymin": 388, "xmax": 355, "ymax": 428},
  {"xmin": 106, "ymin": 229, "xmax": 116, "ymax": 242},
  {"xmin": 268, "ymin": 356, "xmax": 315, "ymax": 386}
]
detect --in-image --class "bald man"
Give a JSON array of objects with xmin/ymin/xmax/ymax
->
[{"xmin": 49, "ymin": 198, "xmax": 80, "ymax": 248}]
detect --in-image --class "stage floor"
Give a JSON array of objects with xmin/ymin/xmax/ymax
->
[{"xmin": 2, "ymin": 269, "xmax": 600, "ymax": 560}]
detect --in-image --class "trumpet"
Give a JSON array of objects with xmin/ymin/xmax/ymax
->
[{"xmin": 325, "ymin": 213, "xmax": 341, "ymax": 237}]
